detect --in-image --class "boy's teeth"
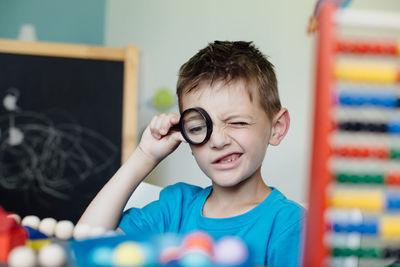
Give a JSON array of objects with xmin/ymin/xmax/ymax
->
[{"xmin": 220, "ymin": 154, "xmax": 239, "ymax": 163}]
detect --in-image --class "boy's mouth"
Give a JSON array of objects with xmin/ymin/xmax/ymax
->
[{"xmin": 213, "ymin": 153, "xmax": 242, "ymax": 164}]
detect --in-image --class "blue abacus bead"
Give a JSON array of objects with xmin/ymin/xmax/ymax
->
[
  {"xmin": 333, "ymin": 223, "xmax": 343, "ymax": 233},
  {"xmin": 364, "ymin": 219, "xmax": 378, "ymax": 234},
  {"xmin": 387, "ymin": 120, "xmax": 400, "ymax": 134},
  {"xmin": 382, "ymin": 94, "xmax": 397, "ymax": 108},
  {"xmin": 354, "ymin": 92, "xmax": 367, "ymax": 106},
  {"xmin": 364, "ymin": 92, "xmax": 374, "ymax": 106},
  {"xmin": 370, "ymin": 93, "xmax": 381, "ymax": 106},
  {"xmin": 358, "ymin": 223, "xmax": 367, "ymax": 234},
  {"xmin": 339, "ymin": 92, "xmax": 352, "ymax": 106},
  {"xmin": 347, "ymin": 223, "xmax": 357, "ymax": 233},
  {"xmin": 88, "ymin": 246, "xmax": 114, "ymax": 266},
  {"xmin": 386, "ymin": 194, "xmax": 400, "ymax": 210}
]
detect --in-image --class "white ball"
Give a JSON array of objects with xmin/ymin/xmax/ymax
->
[
  {"xmin": 54, "ymin": 220, "xmax": 74, "ymax": 240},
  {"xmin": 73, "ymin": 223, "xmax": 91, "ymax": 240},
  {"xmin": 38, "ymin": 244, "xmax": 66, "ymax": 267},
  {"xmin": 39, "ymin": 218, "xmax": 57, "ymax": 237},
  {"xmin": 8, "ymin": 246, "xmax": 37, "ymax": 267},
  {"xmin": 7, "ymin": 213, "xmax": 21, "ymax": 224},
  {"xmin": 21, "ymin": 215, "xmax": 40, "ymax": 229}
]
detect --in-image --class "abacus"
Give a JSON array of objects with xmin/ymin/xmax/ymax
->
[{"xmin": 303, "ymin": 2, "xmax": 400, "ymax": 267}]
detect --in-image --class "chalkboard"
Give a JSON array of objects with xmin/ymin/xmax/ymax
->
[{"xmin": 0, "ymin": 39, "xmax": 138, "ymax": 223}]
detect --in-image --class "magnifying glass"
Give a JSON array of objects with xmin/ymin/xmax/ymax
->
[{"xmin": 170, "ymin": 107, "xmax": 213, "ymax": 145}]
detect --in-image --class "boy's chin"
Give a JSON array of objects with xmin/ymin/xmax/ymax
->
[{"xmin": 210, "ymin": 177, "xmax": 247, "ymax": 188}]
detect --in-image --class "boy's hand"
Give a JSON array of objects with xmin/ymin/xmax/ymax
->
[{"xmin": 138, "ymin": 113, "xmax": 186, "ymax": 164}]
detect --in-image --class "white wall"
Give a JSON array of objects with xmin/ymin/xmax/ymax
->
[{"xmin": 104, "ymin": 0, "xmax": 399, "ymax": 205}]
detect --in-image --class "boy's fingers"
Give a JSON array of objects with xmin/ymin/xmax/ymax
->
[
  {"xmin": 159, "ymin": 118, "xmax": 169, "ymax": 135},
  {"xmin": 149, "ymin": 116, "xmax": 162, "ymax": 139},
  {"xmin": 149, "ymin": 113, "xmax": 180, "ymax": 139},
  {"xmin": 169, "ymin": 114, "xmax": 180, "ymax": 125},
  {"xmin": 160, "ymin": 114, "xmax": 178, "ymax": 135}
]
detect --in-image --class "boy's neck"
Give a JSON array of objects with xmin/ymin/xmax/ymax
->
[{"xmin": 202, "ymin": 174, "xmax": 272, "ymax": 218}]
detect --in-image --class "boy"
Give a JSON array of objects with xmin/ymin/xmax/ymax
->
[{"xmin": 78, "ymin": 41, "xmax": 304, "ymax": 266}]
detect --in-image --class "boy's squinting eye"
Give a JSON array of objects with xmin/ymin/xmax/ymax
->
[{"xmin": 230, "ymin": 122, "xmax": 249, "ymax": 126}]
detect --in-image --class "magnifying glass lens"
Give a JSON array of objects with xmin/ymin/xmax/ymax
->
[
  {"xmin": 182, "ymin": 109, "xmax": 208, "ymax": 144},
  {"xmin": 175, "ymin": 107, "xmax": 213, "ymax": 145}
]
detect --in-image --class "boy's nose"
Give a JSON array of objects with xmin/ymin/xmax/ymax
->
[{"xmin": 209, "ymin": 126, "xmax": 231, "ymax": 149}]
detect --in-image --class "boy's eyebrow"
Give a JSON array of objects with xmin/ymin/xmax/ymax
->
[{"xmin": 222, "ymin": 114, "xmax": 254, "ymax": 121}]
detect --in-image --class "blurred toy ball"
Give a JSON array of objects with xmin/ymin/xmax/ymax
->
[
  {"xmin": 113, "ymin": 241, "xmax": 145, "ymax": 266},
  {"xmin": 180, "ymin": 248, "xmax": 213, "ymax": 267},
  {"xmin": 214, "ymin": 236, "xmax": 249, "ymax": 265},
  {"xmin": 73, "ymin": 223, "xmax": 91, "ymax": 240},
  {"xmin": 38, "ymin": 217, "xmax": 57, "ymax": 237},
  {"xmin": 155, "ymin": 232, "xmax": 182, "ymax": 264},
  {"xmin": 182, "ymin": 231, "xmax": 214, "ymax": 254},
  {"xmin": 21, "ymin": 215, "xmax": 40, "ymax": 229},
  {"xmin": 38, "ymin": 244, "xmax": 66, "ymax": 267},
  {"xmin": 88, "ymin": 246, "xmax": 114, "ymax": 266},
  {"xmin": 8, "ymin": 246, "xmax": 37, "ymax": 267},
  {"xmin": 54, "ymin": 220, "xmax": 74, "ymax": 240},
  {"xmin": 6, "ymin": 213, "xmax": 21, "ymax": 224}
]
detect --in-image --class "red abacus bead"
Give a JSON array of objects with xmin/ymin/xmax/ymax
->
[
  {"xmin": 374, "ymin": 148, "xmax": 388, "ymax": 159},
  {"xmin": 384, "ymin": 44, "xmax": 397, "ymax": 55},
  {"xmin": 338, "ymin": 41, "xmax": 347, "ymax": 52},
  {"xmin": 387, "ymin": 173, "xmax": 400, "ymax": 185},
  {"xmin": 339, "ymin": 147, "xmax": 351, "ymax": 157},
  {"xmin": 349, "ymin": 147, "xmax": 359, "ymax": 157},
  {"xmin": 371, "ymin": 43, "xmax": 383, "ymax": 54},
  {"xmin": 359, "ymin": 43, "xmax": 369, "ymax": 53},
  {"xmin": 359, "ymin": 147, "xmax": 371, "ymax": 158}
]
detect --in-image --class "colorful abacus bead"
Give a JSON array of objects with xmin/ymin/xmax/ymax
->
[
  {"xmin": 214, "ymin": 236, "xmax": 249, "ymax": 267},
  {"xmin": 337, "ymin": 40, "xmax": 398, "ymax": 56},
  {"xmin": 113, "ymin": 241, "xmax": 145, "ymax": 267}
]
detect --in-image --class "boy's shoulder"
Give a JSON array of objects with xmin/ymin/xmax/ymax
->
[
  {"xmin": 269, "ymin": 188, "xmax": 304, "ymax": 210},
  {"xmin": 266, "ymin": 188, "xmax": 305, "ymax": 229}
]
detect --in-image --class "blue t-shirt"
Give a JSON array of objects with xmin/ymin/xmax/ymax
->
[{"xmin": 119, "ymin": 182, "xmax": 305, "ymax": 267}]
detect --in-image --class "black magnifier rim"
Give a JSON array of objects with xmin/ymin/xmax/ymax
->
[{"xmin": 179, "ymin": 107, "xmax": 213, "ymax": 146}]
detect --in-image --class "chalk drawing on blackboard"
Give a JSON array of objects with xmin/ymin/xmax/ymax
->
[{"xmin": 0, "ymin": 88, "xmax": 118, "ymax": 202}]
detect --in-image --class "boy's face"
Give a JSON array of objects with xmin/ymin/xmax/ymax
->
[{"xmin": 181, "ymin": 80, "xmax": 275, "ymax": 187}]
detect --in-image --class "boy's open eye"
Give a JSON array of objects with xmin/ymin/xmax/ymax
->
[{"xmin": 188, "ymin": 125, "xmax": 207, "ymax": 134}]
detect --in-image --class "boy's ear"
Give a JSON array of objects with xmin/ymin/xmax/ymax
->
[{"xmin": 269, "ymin": 108, "xmax": 290, "ymax": 146}]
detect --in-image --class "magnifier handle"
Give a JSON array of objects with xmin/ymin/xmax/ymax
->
[{"xmin": 170, "ymin": 124, "xmax": 181, "ymax": 131}]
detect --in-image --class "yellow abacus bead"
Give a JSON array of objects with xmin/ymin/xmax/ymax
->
[
  {"xmin": 381, "ymin": 216, "xmax": 400, "ymax": 239},
  {"xmin": 334, "ymin": 63, "xmax": 397, "ymax": 83},
  {"xmin": 329, "ymin": 190, "xmax": 382, "ymax": 211}
]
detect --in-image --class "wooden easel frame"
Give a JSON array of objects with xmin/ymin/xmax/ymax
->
[{"xmin": 0, "ymin": 38, "xmax": 138, "ymax": 163}]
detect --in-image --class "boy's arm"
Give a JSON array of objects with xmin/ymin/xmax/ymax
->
[
  {"xmin": 77, "ymin": 147, "xmax": 157, "ymax": 229},
  {"xmin": 77, "ymin": 113, "xmax": 184, "ymax": 230}
]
